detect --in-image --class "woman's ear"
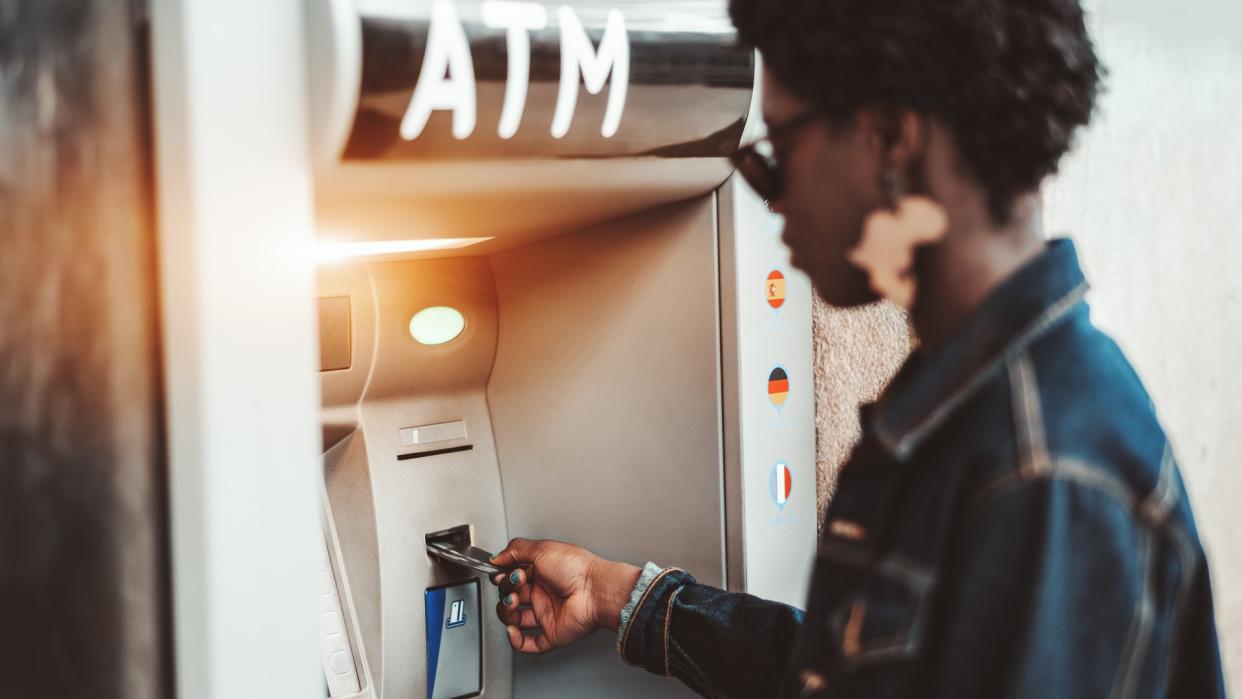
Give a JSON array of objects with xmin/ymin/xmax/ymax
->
[
  {"xmin": 855, "ymin": 108, "xmax": 893, "ymax": 158},
  {"xmin": 887, "ymin": 110, "xmax": 927, "ymax": 171},
  {"xmin": 857, "ymin": 108, "xmax": 926, "ymax": 169}
]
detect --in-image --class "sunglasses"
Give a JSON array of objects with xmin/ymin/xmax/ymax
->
[{"xmin": 729, "ymin": 109, "xmax": 821, "ymax": 206}]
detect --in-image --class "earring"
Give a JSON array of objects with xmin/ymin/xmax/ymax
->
[{"xmin": 846, "ymin": 168, "xmax": 949, "ymax": 309}]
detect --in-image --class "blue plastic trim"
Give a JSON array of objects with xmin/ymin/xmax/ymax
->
[{"xmin": 425, "ymin": 587, "xmax": 447, "ymax": 698}]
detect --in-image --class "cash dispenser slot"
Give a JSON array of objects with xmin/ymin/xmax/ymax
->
[{"xmin": 399, "ymin": 445, "xmax": 475, "ymax": 461}]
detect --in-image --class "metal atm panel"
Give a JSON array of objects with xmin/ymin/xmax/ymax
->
[
  {"xmin": 360, "ymin": 258, "xmax": 511, "ymax": 699},
  {"xmin": 489, "ymin": 197, "xmax": 725, "ymax": 697},
  {"xmin": 148, "ymin": 0, "xmax": 816, "ymax": 695},
  {"xmin": 316, "ymin": 188, "xmax": 816, "ymax": 698},
  {"xmin": 309, "ymin": 2, "xmax": 815, "ymax": 697},
  {"xmin": 319, "ymin": 257, "xmax": 513, "ymax": 699}
]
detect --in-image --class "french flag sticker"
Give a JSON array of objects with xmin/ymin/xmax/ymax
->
[{"xmin": 769, "ymin": 462, "xmax": 793, "ymax": 510}]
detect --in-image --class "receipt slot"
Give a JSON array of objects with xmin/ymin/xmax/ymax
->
[{"xmin": 307, "ymin": 1, "xmax": 817, "ymax": 698}]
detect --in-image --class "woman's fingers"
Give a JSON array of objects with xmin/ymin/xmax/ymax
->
[
  {"xmin": 496, "ymin": 598, "xmax": 540, "ymax": 629},
  {"xmin": 505, "ymin": 625, "xmax": 554, "ymax": 654},
  {"xmin": 498, "ymin": 578, "xmax": 531, "ymax": 605},
  {"xmin": 495, "ymin": 589, "xmax": 536, "ymax": 624},
  {"xmin": 491, "ymin": 538, "xmax": 536, "ymax": 569},
  {"xmin": 505, "ymin": 625, "xmax": 523, "ymax": 651},
  {"xmin": 493, "ymin": 567, "xmax": 537, "ymax": 634},
  {"xmin": 494, "ymin": 567, "xmax": 527, "ymax": 596}
]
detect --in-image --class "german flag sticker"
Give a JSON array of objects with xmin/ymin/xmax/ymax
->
[
  {"xmin": 766, "ymin": 270, "xmax": 786, "ymax": 309},
  {"xmin": 768, "ymin": 367, "xmax": 789, "ymax": 407}
]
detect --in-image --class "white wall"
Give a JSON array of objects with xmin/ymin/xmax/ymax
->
[
  {"xmin": 1043, "ymin": 1, "xmax": 1242, "ymax": 691},
  {"xmin": 151, "ymin": 1, "xmax": 326, "ymax": 696}
]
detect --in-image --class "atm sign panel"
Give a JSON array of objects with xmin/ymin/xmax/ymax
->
[{"xmin": 343, "ymin": 1, "xmax": 753, "ymax": 161}]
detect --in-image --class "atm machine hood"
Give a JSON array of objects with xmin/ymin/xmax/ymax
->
[{"xmin": 307, "ymin": 0, "xmax": 757, "ymax": 258}]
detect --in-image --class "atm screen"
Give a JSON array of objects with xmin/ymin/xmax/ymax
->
[{"xmin": 425, "ymin": 579, "xmax": 482, "ymax": 699}]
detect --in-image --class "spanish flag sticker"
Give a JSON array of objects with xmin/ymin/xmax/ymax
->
[
  {"xmin": 766, "ymin": 270, "xmax": 786, "ymax": 309},
  {"xmin": 768, "ymin": 367, "xmax": 789, "ymax": 407}
]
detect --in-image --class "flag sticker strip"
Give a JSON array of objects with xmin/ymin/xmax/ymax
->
[
  {"xmin": 768, "ymin": 367, "xmax": 789, "ymax": 407},
  {"xmin": 766, "ymin": 270, "xmax": 786, "ymax": 309}
]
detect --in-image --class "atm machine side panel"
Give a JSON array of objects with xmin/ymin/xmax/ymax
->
[
  {"xmin": 718, "ymin": 175, "xmax": 818, "ymax": 607},
  {"xmin": 364, "ymin": 257, "xmax": 512, "ymax": 699},
  {"xmin": 488, "ymin": 195, "xmax": 725, "ymax": 698},
  {"xmin": 320, "ymin": 258, "xmax": 514, "ymax": 699}
]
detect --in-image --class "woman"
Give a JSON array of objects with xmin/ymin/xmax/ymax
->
[{"xmin": 489, "ymin": 0, "xmax": 1227, "ymax": 696}]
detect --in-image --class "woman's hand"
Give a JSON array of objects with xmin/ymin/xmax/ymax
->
[{"xmin": 490, "ymin": 538, "xmax": 642, "ymax": 654}]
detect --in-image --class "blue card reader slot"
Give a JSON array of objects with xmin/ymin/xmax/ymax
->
[{"xmin": 425, "ymin": 579, "xmax": 482, "ymax": 699}]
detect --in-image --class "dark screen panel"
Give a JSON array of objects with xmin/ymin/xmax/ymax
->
[{"xmin": 319, "ymin": 296, "xmax": 353, "ymax": 372}]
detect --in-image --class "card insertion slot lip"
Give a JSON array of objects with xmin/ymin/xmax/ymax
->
[
  {"xmin": 397, "ymin": 444, "xmax": 474, "ymax": 461},
  {"xmin": 425, "ymin": 541, "xmax": 505, "ymax": 576}
]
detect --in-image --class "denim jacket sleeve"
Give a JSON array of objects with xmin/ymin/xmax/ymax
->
[{"xmin": 616, "ymin": 563, "xmax": 805, "ymax": 698}]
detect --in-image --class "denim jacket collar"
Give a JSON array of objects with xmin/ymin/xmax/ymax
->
[{"xmin": 871, "ymin": 238, "xmax": 1091, "ymax": 460}]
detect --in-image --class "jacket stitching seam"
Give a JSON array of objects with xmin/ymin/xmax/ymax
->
[
  {"xmin": 969, "ymin": 456, "xmax": 1138, "ymax": 513},
  {"xmin": 1162, "ymin": 518, "xmax": 1199, "ymax": 695},
  {"xmin": 666, "ymin": 661, "xmax": 717, "ymax": 698},
  {"xmin": 1111, "ymin": 526, "xmax": 1155, "ymax": 699},
  {"xmin": 662, "ymin": 585, "xmax": 683, "ymax": 677},
  {"xmin": 818, "ymin": 545, "xmax": 937, "ymax": 666},
  {"xmin": 1139, "ymin": 444, "xmax": 1177, "ymax": 526},
  {"xmin": 883, "ymin": 281, "xmax": 1088, "ymax": 459},
  {"xmin": 832, "ymin": 598, "xmax": 930, "ymax": 667},
  {"xmin": 971, "ymin": 447, "xmax": 1179, "ymax": 525},
  {"xmin": 1009, "ymin": 353, "xmax": 1050, "ymax": 477},
  {"xmin": 618, "ymin": 567, "xmax": 681, "ymax": 662},
  {"xmin": 818, "ymin": 540, "xmax": 936, "ymax": 590},
  {"xmin": 669, "ymin": 637, "xmax": 719, "ymax": 697},
  {"xmin": 967, "ymin": 454, "xmax": 1168, "ymax": 699}
]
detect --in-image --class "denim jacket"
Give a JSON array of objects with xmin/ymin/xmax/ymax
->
[{"xmin": 616, "ymin": 239, "xmax": 1226, "ymax": 698}]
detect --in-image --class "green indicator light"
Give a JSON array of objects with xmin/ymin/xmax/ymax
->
[{"xmin": 409, "ymin": 306, "xmax": 466, "ymax": 345}]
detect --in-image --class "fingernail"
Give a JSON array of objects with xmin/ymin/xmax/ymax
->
[
  {"xmin": 503, "ymin": 594, "xmax": 513, "ymax": 606},
  {"xmin": 509, "ymin": 570, "xmax": 521, "ymax": 585}
]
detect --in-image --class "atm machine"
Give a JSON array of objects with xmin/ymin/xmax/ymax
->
[{"xmin": 304, "ymin": 1, "xmax": 817, "ymax": 697}]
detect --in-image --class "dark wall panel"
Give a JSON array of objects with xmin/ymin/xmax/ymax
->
[{"xmin": 0, "ymin": 2, "xmax": 170, "ymax": 697}]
